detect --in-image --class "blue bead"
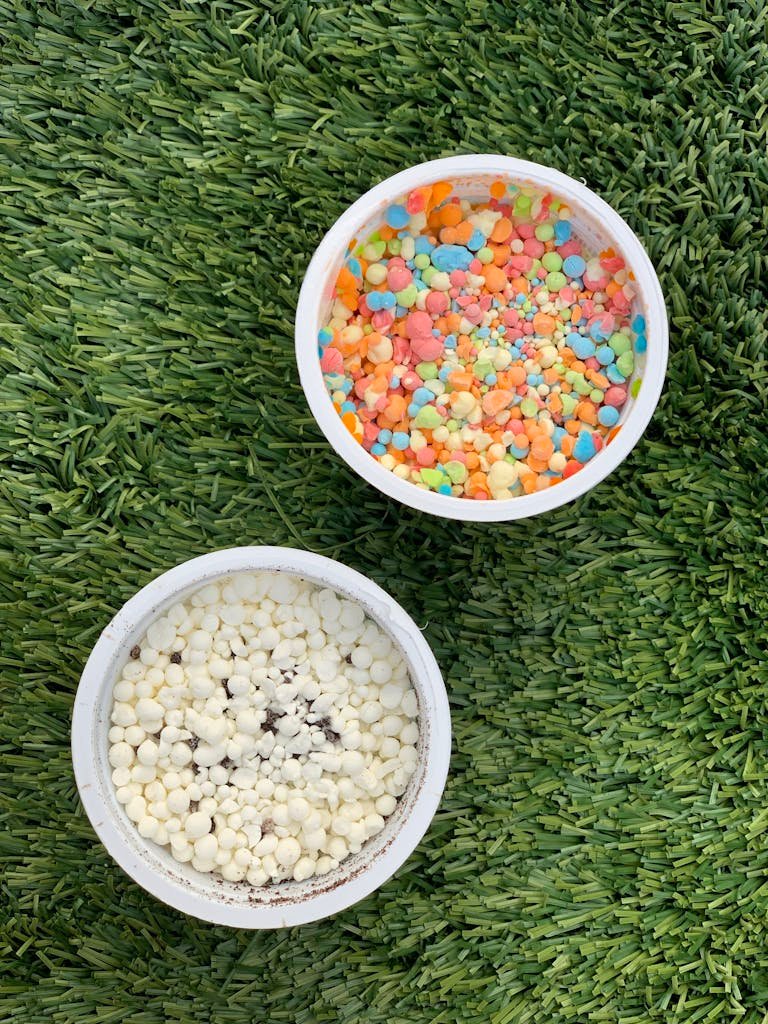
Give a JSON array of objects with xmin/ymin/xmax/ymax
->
[
  {"xmin": 477, "ymin": 326, "xmax": 490, "ymax": 338},
  {"xmin": 597, "ymin": 406, "xmax": 620, "ymax": 427},
  {"xmin": 370, "ymin": 443, "xmax": 387, "ymax": 456},
  {"xmin": 390, "ymin": 375, "xmax": 400, "ymax": 388},
  {"xmin": 414, "ymin": 236, "xmax": 434, "ymax": 255},
  {"xmin": 467, "ymin": 229, "xmax": 486, "ymax": 252},
  {"xmin": 606, "ymin": 364, "xmax": 625, "ymax": 384},
  {"xmin": 379, "ymin": 291, "xmax": 396, "ymax": 309},
  {"xmin": 367, "ymin": 292, "xmax": 382, "ymax": 311},
  {"xmin": 485, "ymin": 373, "xmax": 497, "ymax": 385},
  {"xmin": 413, "ymin": 387, "xmax": 433, "ymax": 405},
  {"xmin": 431, "ymin": 244, "xmax": 473, "ymax": 273},
  {"xmin": 596, "ymin": 345, "xmax": 615, "ymax": 366},
  {"xmin": 438, "ymin": 484, "xmax": 453, "ymax": 495},
  {"xmin": 340, "ymin": 401, "xmax": 356, "ymax": 414},
  {"xmin": 631, "ymin": 315, "xmax": 646, "ymax": 333},
  {"xmin": 444, "ymin": 334, "xmax": 457, "ymax": 349},
  {"xmin": 571, "ymin": 337, "xmax": 595, "ymax": 360},
  {"xmin": 636, "ymin": 334, "xmax": 648, "ymax": 354},
  {"xmin": 573, "ymin": 430, "xmax": 596, "ymax": 462},
  {"xmin": 554, "ymin": 220, "xmax": 572, "ymax": 245},
  {"xmin": 407, "ymin": 403, "xmax": 420, "ymax": 417},
  {"xmin": 347, "ymin": 258, "xmax": 362, "ymax": 278},
  {"xmin": 392, "ymin": 432, "xmax": 410, "ymax": 450},
  {"xmin": 526, "ymin": 374, "xmax": 538, "ymax": 385},
  {"xmin": 378, "ymin": 429, "xmax": 392, "ymax": 443},
  {"xmin": 562, "ymin": 254, "xmax": 586, "ymax": 278},
  {"xmin": 318, "ymin": 327, "xmax": 333, "ymax": 344},
  {"xmin": 385, "ymin": 204, "xmax": 410, "ymax": 229}
]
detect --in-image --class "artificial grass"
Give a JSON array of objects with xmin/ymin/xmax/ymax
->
[{"xmin": 1, "ymin": 0, "xmax": 767, "ymax": 1021}]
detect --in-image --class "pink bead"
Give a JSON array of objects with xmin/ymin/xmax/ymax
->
[
  {"xmin": 522, "ymin": 321, "xmax": 534, "ymax": 335},
  {"xmin": 372, "ymin": 310, "xmax": 394, "ymax": 331},
  {"xmin": 507, "ymin": 328, "xmax": 523, "ymax": 342},
  {"xmin": 559, "ymin": 286, "xmax": 575, "ymax": 304},
  {"xmin": 401, "ymin": 371, "xmax": 422, "ymax": 391},
  {"xmin": 455, "ymin": 294, "xmax": 474, "ymax": 308},
  {"xmin": 509, "ymin": 254, "xmax": 532, "ymax": 274},
  {"xmin": 416, "ymin": 447, "xmax": 436, "ymax": 467},
  {"xmin": 478, "ymin": 294, "xmax": 493, "ymax": 311},
  {"xmin": 449, "ymin": 450, "xmax": 467, "ymax": 464},
  {"xmin": 357, "ymin": 294, "xmax": 372, "ymax": 317},
  {"xmin": 388, "ymin": 256, "xmax": 405, "ymax": 268},
  {"xmin": 392, "ymin": 336, "xmax": 411, "ymax": 364},
  {"xmin": 469, "ymin": 258, "xmax": 482, "ymax": 274},
  {"xmin": 463, "ymin": 303, "xmax": 483, "ymax": 324},
  {"xmin": 354, "ymin": 375, "xmax": 373, "ymax": 398},
  {"xmin": 449, "ymin": 287, "xmax": 460, "ymax": 298},
  {"xmin": 584, "ymin": 356, "xmax": 600, "ymax": 371},
  {"xmin": 363, "ymin": 421, "xmax": 380, "ymax": 442},
  {"xmin": 557, "ymin": 240, "xmax": 581, "ymax": 258},
  {"xmin": 450, "ymin": 270, "xmax": 466, "ymax": 286},
  {"xmin": 508, "ymin": 419, "xmax": 524, "ymax": 435},
  {"xmin": 320, "ymin": 348, "xmax": 343, "ymax": 373},
  {"xmin": 374, "ymin": 395, "xmax": 389, "ymax": 412},
  {"xmin": 405, "ymin": 310, "xmax": 432, "ymax": 339},
  {"xmin": 425, "ymin": 291, "xmax": 448, "ymax": 315},
  {"xmin": 517, "ymin": 222, "xmax": 534, "ymax": 239},
  {"xmin": 523, "ymin": 238, "xmax": 545, "ymax": 258},
  {"xmin": 604, "ymin": 386, "xmax": 627, "ymax": 407},
  {"xmin": 410, "ymin": 334, "xmax": 444, "ymax": 362},
  {"xmin": 387, "ymin": 267, "xmax": 412, "ymax": 292},
  {"xmin": 600, "ymin": 255, "xmax": 625, "ymax": 274},
  {"xmin": 583, "ymin": 274, "xmax": 608, "ymax": 291},
  {"xmin": 503, "ymin": 309, "xmax": 520, "ymax": 327}
]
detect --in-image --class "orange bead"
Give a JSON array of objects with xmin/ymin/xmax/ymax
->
[
  {"xmin": 490, "ymin": 217, "xmax": 513, "ymax": 243},
  {"xmin": 491, "ymin": 243, "xmax": 511, "ymax": 266},
  {"xmin": 507, "ymin": 365, "xmax": 527, "ymax": 386},
  {"xmin": 379, "ymin": 225, "xmax": 394, "ymax": 241},
  {"xmin": 532, "ymin": 312, "xmax": 556, "ymax": 335},
  {"xmin": 336, "ymin": 266, "xmax": 358, "ymax": 292},
  {"xmin": 482, "ymin": 264, "xmax": 507, "ymax": 293},
  {"xmin": 526, "ymin": 457, "xmax": 548, "ymax": 473},
  {"xmin": 465, "ymin": 451, "xmax": 480, "ymax": 470},
  {"xmin": 481, "ymin": 389, "xmax": 514, "ymax": 416},
  {"xmin": 449, "ymin": 370, "xmax": 475, "ymax": 390},
  {"xmin": 454, "ymin": 221, "xmax": 475, "ymax": 245},
  {"xmin": 439, "ymin": 203, "xmax": 462, "ymax": 227},
  {"xmin": 530, "ymin": 437, "xmax": 554, "ymax": 462},
  {"xmin": 490, "ymin": 180, "xmax": 506, "ymax": 199},
  {"xmin": 510, "ymin": 276, "xmax": 529, "ymax": 294},
  {"xmin": 440, "ymin": 226, "xmax": 458, "ymax": 244},
  {"xmin": 430, "ymin": 181, "xmax": 453, "ymax": 207}
]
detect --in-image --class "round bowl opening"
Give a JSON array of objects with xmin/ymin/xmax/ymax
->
[
  {"xmin": 296, "ymin": 155, "xmax": 668, "ymax": 521},
  {"xmin": 73, "ymin": 548, "xmax": 450, "ymax": 928}
]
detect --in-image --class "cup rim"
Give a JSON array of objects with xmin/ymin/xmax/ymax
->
[
  {"xmin": 295, "ymin": 154, "xmax": 669, "ymax": 521},
  {"xmin": 72, "ymin": 546, "xmax": 451, "ymax": 928}
]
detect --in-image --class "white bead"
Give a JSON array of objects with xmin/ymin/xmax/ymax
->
[
  {"xmin": 293, "ymin": 856, "xmax": 316, "ymax": 882},
  {"xmin": 275, "ymin": 837, "xmax": 301, "ymax": 867},
  {"xmin": 194, "ymin": 834, "xmax": 218, "ymax": 861},
  {"xmin": 340, "ymin": 750, "xmax": 365, "ymax": 776},
  {"xmin": 137, "ymin": 740, "xmax": 159, "ymax": 766},
  {"xmin": 184, "ymin": 812, "xmax": 212, "ymax": 839},
  {"xmin": 166, "ymin": 789, "xmax": 190, "ymax": 815},
  {"xmin": 370, "ymin": 660, "xmax": 392, "ymax": 685},
  {"xmin": 109, "ymin": 741, "xmax": 134, "ymax": 768}
]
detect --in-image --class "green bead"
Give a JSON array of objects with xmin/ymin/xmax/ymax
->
[
  {"xmin": 520, "ymin": 397, "xmax": 538, "ymax": 417},
  {"xmin": 446, "ymin": 419, "xmax": 459, "ymax": 432},
  {"xmin": 560, "ymin": 393, "xmax": 578, "ymax": 416},
  {"xmin": 420, "ymin": 468, "xmax": 444, "ymax": 489},
  {"xmin": 590, "ymin": 388, "xmax": 604, "ymax": 404},
  {"xmin": 542, "ymin": 252, "xmax": 563, "ymax": 272},
  {"xmin": 445, "ymin": 461, "xmax": 468, "ymax": 484},
  {"xmin": 421, "ymin": 266, "xmax": 435, "ymax": 286},
  {"xmin": 415, "ymin": 361, "xmax": 437, "ymax": 380},
  {"xmin": 413, "ymin": 405, "xmax": 442, "ymax": 429},
  {"xmin": 476, "ymin": 247, "xmax": 494, "ymax": 265},
  {"xmin": 395, "ymin": 284, "xmax": 417, "ymax": 307},
  {"xmin": 362, "ymin": 240, "xmax": 386, "ymax": 260},
  {"xmin": 616, "ymin": 351, "xmax": 635, "ymax": 377},
  {"xmin": 631, "ymin": 377, "xmax": 642, "ymax": 398},
  {"xmin": 414, "ymin": 253, "xmax": 430, "ymax": 270},
  {"xmin": 474, "ymin": 360, "xmax": 493, "ymax": 379},
  {"xmin": 546, "ymin": 271, "xmax": 567, "ymax": 291},
  {"xmin": 535, "ymin": 223, "xmax": 555, "ymax": 242},
  {"xmin": 609, "ymin": 332, "xmax": 631, "ymax": 356},
  {"xmin": 574, "ymin": 376, "xmax": 592, "ymax": 395},
  {"xmin": 387, "ymin": 238, "xmax": 401, "ymax": 255},
  {"xmin": 515, "ymin": 194, "xmax": 532, "ymax": 214}
]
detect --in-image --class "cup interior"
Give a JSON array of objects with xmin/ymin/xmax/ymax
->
[
  {"xmin": 74, "ymin": 550, "xmax": 449, "ymax": 927},
  {"xmin": 296, "ymin": 156, "xmax": 668, "ymax": 521}
]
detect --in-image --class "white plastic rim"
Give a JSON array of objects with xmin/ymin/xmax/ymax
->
[
  {"xmin": 296, "ymin": 154, "xmax": 669, "ymax": 521},
  {"xmin": 72, "ymin": 547, "xmax": 451, "ymax": 928}
]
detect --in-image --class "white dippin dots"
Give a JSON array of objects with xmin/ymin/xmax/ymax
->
[{"xmin": 108, "ymin": 572, "xmax": 419, "ymax": 886}]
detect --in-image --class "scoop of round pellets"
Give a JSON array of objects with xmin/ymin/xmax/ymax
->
[{"xmin": 108, "ymin": 572, "xmax": 419, "ymax": 886}]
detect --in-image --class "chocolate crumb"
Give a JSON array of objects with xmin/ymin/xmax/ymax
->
[
  {"xmin": 262, "ymin": 708, "xmax": 283, "ymax": 734},
  {"xmin": 261, "ymin": 818, "xmax": 274, "ymax": 835},
  {"xmin": 220, "ymin": 757, "xmax": 233, "ymax": 770},
  {"xmin": 129, "ymin": 645, "xmax": 141, "ymax": 659},
  {"xmin": 170, "ymin": 652, "xmax": 182, "ymax": 664},
  {"xmin": 317, "ymin": 716, "xmax": 341, "ymax": 744},
  {"xmin": 189, "ymin": 800, "xmax": 199, "ymax": 813},
  {"xmin": 187, "ymin": 736, "xmax": 199, "ymax": 751},
  {"xmin": 345, "ymin": 654, "xmax": 353, "ymax": 664},
  {"xmin": 221, "ymin": 679, "xmax": 232, "ymax": 698}
]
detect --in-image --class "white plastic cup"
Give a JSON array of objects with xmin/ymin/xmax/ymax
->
[
  {"xmin": 296, "ymin": 154, "xmax": 668, "ymax": 521},
  {"xmin": 72, "ymin": 547, "xmax": 451, "ymax": 928}
]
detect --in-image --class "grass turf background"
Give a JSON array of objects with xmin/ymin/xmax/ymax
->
[{"xmin": 1, "ymin": 0, "xmax": 768, "ymax": 1021}]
